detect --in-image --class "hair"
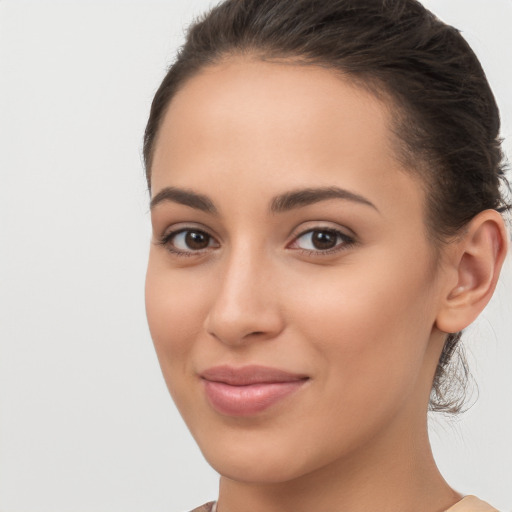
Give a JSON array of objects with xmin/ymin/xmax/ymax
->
[{"xmin": 143, "ymin": 0, "xmax": 510, "ymax": 414}]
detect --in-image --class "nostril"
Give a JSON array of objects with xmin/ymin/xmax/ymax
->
[{"xmin": 203, "ymin": 288, "xmax": 285, "ymax": 346}]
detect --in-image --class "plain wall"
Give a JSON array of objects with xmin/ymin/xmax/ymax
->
[{"xmin": 0, "ymin": 1, "xmax": 511, "ymax": 511}]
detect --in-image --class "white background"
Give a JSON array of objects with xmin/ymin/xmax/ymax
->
[{"xmin": 0, "ymin": 1, "xmax": 511, "ymax": 511}]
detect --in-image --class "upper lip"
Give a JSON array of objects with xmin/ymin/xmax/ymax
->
[{"xmin": 200, "ymin": 365, "xmax": 309, "ymax": 386}]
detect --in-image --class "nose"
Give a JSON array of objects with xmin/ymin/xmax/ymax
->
[{"xmin": 203, "ymin": 248, "xmax": 285, "ymax": 346}]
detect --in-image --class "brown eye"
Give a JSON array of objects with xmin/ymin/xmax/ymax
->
[
  {"xmin": 291, "ymin": 228, "xmax": 354, "ymax": 254},
  {"xmin": 184, "ymin": 230, "xmax": 211, "ymax": 250},
  {"xmin": 165, "ymin": 229, "xmax": 218, "ymax": 254},
  {"xmin": 311, "ymin": 230, "xmax": 338, "ymax": 250}
]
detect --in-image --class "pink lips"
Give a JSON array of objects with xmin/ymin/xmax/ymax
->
[{"xmin": 200, "ymin": 365, "xmax": 309, "ymax": 416}]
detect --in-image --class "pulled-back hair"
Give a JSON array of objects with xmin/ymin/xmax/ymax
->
[{"xmin": 143, "ymin": 0, "xmax": 510, "ymax": 413}]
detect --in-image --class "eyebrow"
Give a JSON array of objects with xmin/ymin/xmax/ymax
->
[
  {"xmin": 150, "ymin": 187, "xmax": 217, "ymax": 213},
  {"xmin": 270, "ymin": 186, "xmax": 379, "ymax": 213},
  {"xmin": 150, "ymin": 185, "xmax": 378, "ymax": 214}
]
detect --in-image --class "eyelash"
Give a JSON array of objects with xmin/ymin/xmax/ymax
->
[
  {"xmin": 157, "ymin": 228, "xmax": 217, "ymax": 257},
  {"xmin": 158, "ymin": 227, "xmax": 355, "ymax": 257},
  {"xmin": 290, "ymin": 227, "xmax": 355, "ymax": 255}
]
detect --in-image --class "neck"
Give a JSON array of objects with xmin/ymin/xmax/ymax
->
[{"xmin": 216, "ymin": 412, "xmax": 461, "ymax": 512}]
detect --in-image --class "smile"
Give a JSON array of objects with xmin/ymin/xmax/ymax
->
[{"xmin": 200, "ymin": 365, "xmax": 309, "ymax": 416}]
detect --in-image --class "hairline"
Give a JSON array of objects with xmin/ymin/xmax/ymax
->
[{"xmin": 146, "ymin": 50, "xmax": 456, "ymax": 266}]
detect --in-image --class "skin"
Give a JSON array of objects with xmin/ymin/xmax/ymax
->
[{"xmin": 145, "ymin": 58, "xmax": 508, "ymax": 512}]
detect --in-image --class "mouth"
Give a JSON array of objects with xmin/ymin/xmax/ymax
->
[{"xmin": 200, "ymin": 365, "xmax": 309, "ymax": 416}]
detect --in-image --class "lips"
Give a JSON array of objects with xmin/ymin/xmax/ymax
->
[{"xmin": 200, "ymin": 365, "xmax": 309, "ymax": 416}]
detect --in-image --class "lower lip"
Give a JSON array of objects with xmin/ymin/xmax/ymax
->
[{"xmin": 203, "ymin": 380, "xmax": 307, "ymax": 416}]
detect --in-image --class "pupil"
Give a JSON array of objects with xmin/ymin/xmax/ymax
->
[
  {"xmin": 312, "ymin": 230, "xmax": 337, "ymax": 250},
  {"xmin": 185, "ymin": 231, "xmax": 209, "ymax": 249}
]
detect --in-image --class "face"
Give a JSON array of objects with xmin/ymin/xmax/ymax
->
[{"xmin": 145, "ymin": 58, "xmax": 448, "ymax": 484}]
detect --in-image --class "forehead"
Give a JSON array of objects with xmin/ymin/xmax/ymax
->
[{"xmin": 151, "ymin": 57, "xmax": 424, "ymax": 221}]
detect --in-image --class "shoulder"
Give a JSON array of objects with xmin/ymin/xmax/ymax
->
[
  {"xmin": 445, "ymin": 496, "xmax": 500, "ymax": 512},
  {"xmin": 188, "ymin": 501, "xmax": 216, "ymax": 512}
]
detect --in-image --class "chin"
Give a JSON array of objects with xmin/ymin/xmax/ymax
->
[
  {"xmin": 195, "ymin": 425, "xmax": 345, "ymax": 486},
  {"xmin": 193, "ymin": 428, "xmax": 304, "ymax": 484},
  {"xmin": 207, "ymin": 452, "xmax": 306, "ymax": 484}
]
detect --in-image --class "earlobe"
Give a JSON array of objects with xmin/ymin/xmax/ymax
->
[{"xmin": 435, "ymin": 209, "xmax": 509, "ymax": 334}]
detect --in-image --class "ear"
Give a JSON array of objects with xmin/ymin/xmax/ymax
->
[{"xmin": 435, "ymin": 209, "xmax": 509, "ymax": 334}]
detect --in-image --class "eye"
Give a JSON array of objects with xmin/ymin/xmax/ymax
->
[
  {"xmin": 160, "ymin": 228, "xmax": 219, "ymax": 255},
  {"xmin": 290, "ymin": 228, "xmax": 354, "ymax": 253}
]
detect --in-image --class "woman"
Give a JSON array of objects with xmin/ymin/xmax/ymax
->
[{"xmin": 143, "ymin": 1, "xmax": 510, "ymax": 511}]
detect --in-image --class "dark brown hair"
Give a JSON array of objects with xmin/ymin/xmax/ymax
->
[{"xmin": 143, "ymin": 0, "xmax": 510, "ymax": 413}]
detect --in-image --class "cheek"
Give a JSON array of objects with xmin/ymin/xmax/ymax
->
[
  {"xmin": 286, "ymin": 250, "xmax": 436, "ymax": 407},
  {"xmin": 145, "ymin": 255, "xmax": 216, "ymax": 424},
  {"xmin": 145, "ymin": 254, "xmax": 209, "ymax": 364}
]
